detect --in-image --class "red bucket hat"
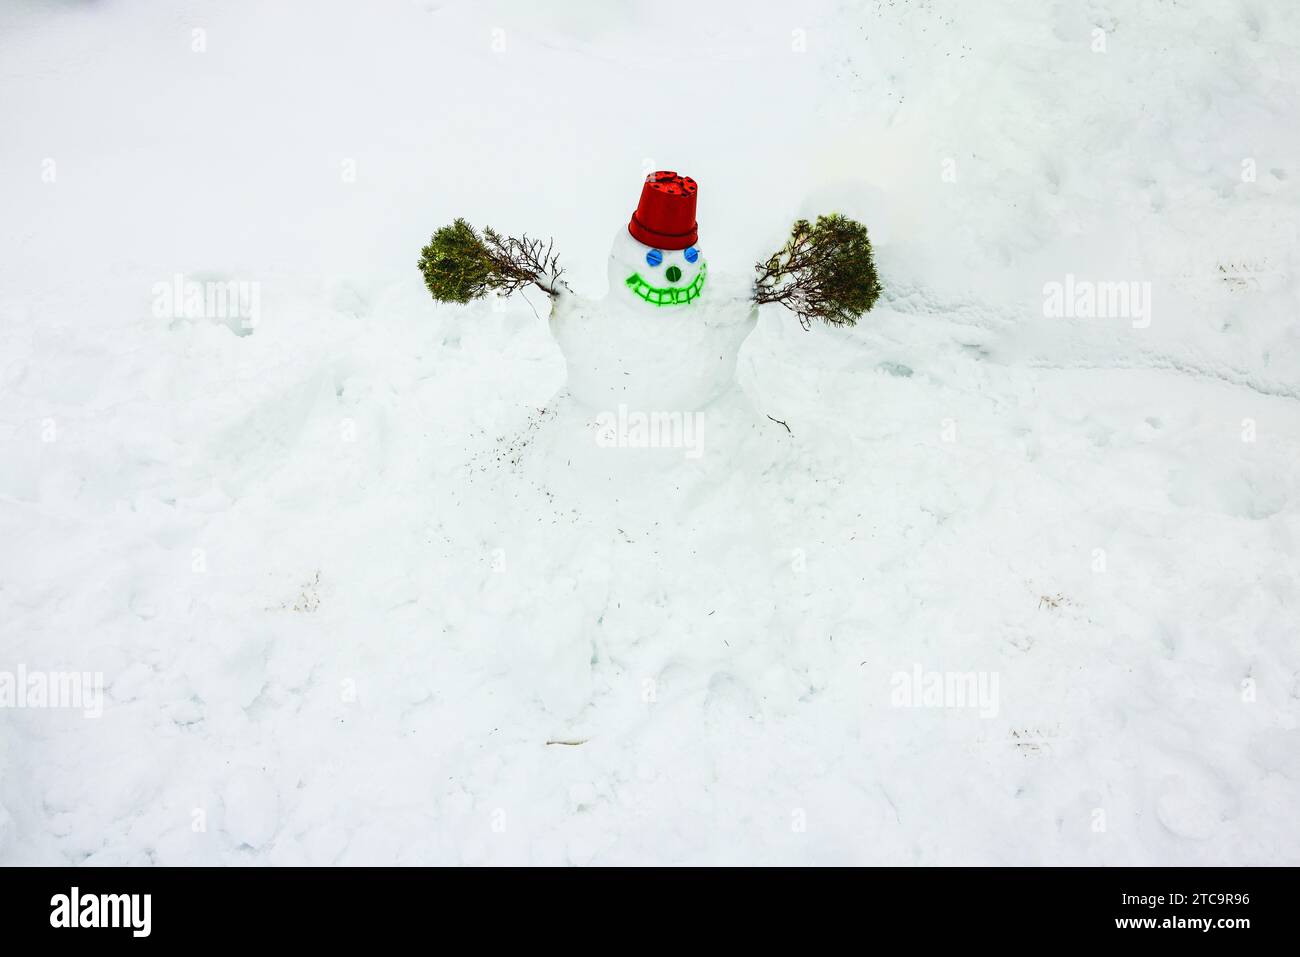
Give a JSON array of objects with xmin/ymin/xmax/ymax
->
[{"xmin": 628, "ymin": 171, "xmax": 698, "ymax": 250}]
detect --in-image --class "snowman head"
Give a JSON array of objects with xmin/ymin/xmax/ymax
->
[{"xmin": 609, "ymin": 171, "xmax": 707, "ymax": 308}]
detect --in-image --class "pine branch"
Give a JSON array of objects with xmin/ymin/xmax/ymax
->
[
  {"xmin": 418, "ymin": 219, "xmax": 566, "ymax": 305},
  {"xmin": 753, "ymin": 214, "xmax": 881, "ymax": 329}
]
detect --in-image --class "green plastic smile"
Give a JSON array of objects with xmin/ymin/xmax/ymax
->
[{"xmin": 625, "ymin": 262, "xmax": 707, "ymax": 306}]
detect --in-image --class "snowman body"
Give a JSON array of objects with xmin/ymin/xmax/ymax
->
[{"xmin": 551, "ymin": 227, "xmax": 756, "ymax": 413}]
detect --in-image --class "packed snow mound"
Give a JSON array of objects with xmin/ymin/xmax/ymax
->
[{"xmin": 550, "ymin": 291, "xmax": 757, "ymax": 412}]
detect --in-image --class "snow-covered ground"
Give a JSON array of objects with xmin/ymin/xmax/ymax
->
[{"xmin": 2, "ymin": 0, "xmax": 1298, "ymax": 864}]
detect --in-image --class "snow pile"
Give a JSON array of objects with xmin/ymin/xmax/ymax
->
[{"xmin": 1, "ymin": 0, "xmax": 1298, "ymax": 864}]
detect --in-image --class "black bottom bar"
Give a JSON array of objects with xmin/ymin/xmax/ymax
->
[{"xmin": 0, "ymin": 866, "xmax": 1288, "ymax": 944}]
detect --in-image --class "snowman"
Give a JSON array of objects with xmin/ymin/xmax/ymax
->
[
  {"xmin": 417, "ymin": 170, "xmax": 880, "ymax": 470},
  {"xmin": 551, "ymin": 170, "xmax": 757, "ymax": 417}
]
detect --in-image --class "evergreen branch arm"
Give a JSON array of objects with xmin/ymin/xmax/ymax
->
[
  {"xmin": 418, "ymin": 219, "xmax": 567, "ymax": 305},
  {"xmin": 752, "ymin": 214, "xmax": 881, "ymax": 329}
]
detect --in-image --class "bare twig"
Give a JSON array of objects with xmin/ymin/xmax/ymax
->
[{"xmin": 483, "ymin": 227, "xmax": 566, "ymax": 298}]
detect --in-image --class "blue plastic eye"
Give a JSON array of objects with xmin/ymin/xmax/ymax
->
[
  {"xmin": 684, "ymin": 246, "xmax": 699, "ymax": 264},
  {"xmin": 645, "ymin": 249, "xmax": 663, "ymax": 267}
]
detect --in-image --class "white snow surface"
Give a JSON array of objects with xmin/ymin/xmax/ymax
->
[{"xmin": 2, "ymin": 0, "xmax": 1299, "ymax": 865}]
